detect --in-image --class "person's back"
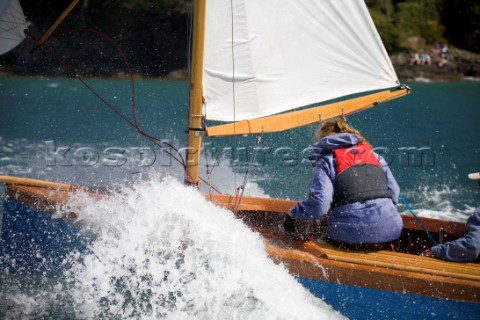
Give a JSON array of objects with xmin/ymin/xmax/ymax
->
[{"xmin": 285, "ymin": 119, "xmax": 403, "ymax": 250}]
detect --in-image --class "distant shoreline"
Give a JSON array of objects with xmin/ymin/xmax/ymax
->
[
  {"xmin": 2, "ymin": 52, "xmax": 479, "ymax": 83},
  {"xmin": 1, "ymin": 70, "xmax": 478, "ymax": 83},
  {"xmin": 0, "ymin": 69, "xmax": 189, "ymax": 81},
  {"xmin": 391, "ymin": 48, "xmax": 480, "ymax": 82}
]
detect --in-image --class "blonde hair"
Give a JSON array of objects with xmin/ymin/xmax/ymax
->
[{"xmin": 314, "ymin": 118, "xmax": 368, "ymax": 144}]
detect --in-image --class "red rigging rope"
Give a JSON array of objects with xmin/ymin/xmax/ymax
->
[{"xmin": 24, "ymin": 28, "xmax": 222, "ymax": 194}]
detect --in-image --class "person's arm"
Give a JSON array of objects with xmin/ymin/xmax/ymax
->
[
  {"xmin": 377, "ymin": 154, "xmax": 400, "ymax": 204},
  {"xmin": 289, "ymin": 159, "xmax": 334, "ymax": 221},
  {"xmin": 430, "ymin": 212, "xmax": 480, "ymax": 262}
]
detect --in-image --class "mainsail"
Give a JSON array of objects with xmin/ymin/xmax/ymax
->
[
  {"xmin": 0, "ymin": 0, "xmax": 27, "ymax": 55},
  {"xmin": 203, "ymin": 0, "xmax": 399, "ymax": 122}
]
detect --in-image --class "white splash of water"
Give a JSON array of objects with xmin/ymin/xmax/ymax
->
[
  {"xmin": 61, "ymin": 178, "xmax": 343, "ymax": 319},
  {"xmin": 198, "ymin": 160, "xmax": 269, "ymax": 198},
  {"xmin": 400, "ymin": 185, "xmax": 475, "ymax": 222}
]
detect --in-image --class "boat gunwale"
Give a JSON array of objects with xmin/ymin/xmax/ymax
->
[{"xmin": 2, "ymin": 183, "xmax": 479, "ymax": 304}]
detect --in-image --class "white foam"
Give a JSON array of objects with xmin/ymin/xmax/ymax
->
[
  {"xmin": 60, "ymin": 178, "xmax": 343, "ymax": 319},
  {"xmin": 399, "ymin": 185, "xmax": 474, "ymax": 222},
  {"xmin": 199, "ymin": 160, "xmax": 269, "ymax": 198}
]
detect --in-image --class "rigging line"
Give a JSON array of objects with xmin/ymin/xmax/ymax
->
[
  {"xmin": 199, "ymin": 175, "xmax": 222, "ymax": 194},
  {"xmin": 207, "ymin": 138, "xmax": 229, "ymax": 176},
  {"xmin": 343, "ymin": 119, "xmax": 436, "ymax": 244},
  {"xmin": 53, "ymin": 29, "xmax": 168, "ymax": 147},
  {"xmin": 25, "ymin": 29, "xmax": 186, "ymax": 169},
  {"xmin": 49, "ymin": 29, "xmax": 185, "ymax": 164},
  {"xmin": 0, "ymin": 24, "xmax": 26, "ymax": 35},
  {"xmin": 26, "ymin": 29, "xmax": 225, "ymax": 194},
  {"xmin": 202, "ymin": 122, "xmax": 228, "ymax": 194},
  {"xmin": 203, "ymin": 140, "xmax": 213, "ymax": 197},
  {"xmin": 234, "ymin": 130, "xmax": 264, "ymax": 215},
  {"xmin": 185, "ymin": 1, "xmax": 193, "ymax": 133},
  {"xmin": 399, "ymin": 194, "xmax": 437, "ymax": 245},
  {"xmin": 230, "ymin": 0, "xmax": 237, "ymax": 192},
  {"xmin": 204, "ymin": 138, "xmax": 230, "ymax": 194}
]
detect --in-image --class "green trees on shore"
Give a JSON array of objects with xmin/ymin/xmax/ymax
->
[
  {"xmin": 4, "ymin": 0, "xmax": 478, "ymax": 78},
  {"xmin": 366, "ymin": 0, "xmax": 479, "ymax": 53},
  {"xmin": 21, "ymin": 0, "xmax": 480, "ymax": 54}
]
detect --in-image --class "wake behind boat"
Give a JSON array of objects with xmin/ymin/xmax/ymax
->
[{"xmin": 1, "ymin": 0, "xmax": 479, "ymax": 319}]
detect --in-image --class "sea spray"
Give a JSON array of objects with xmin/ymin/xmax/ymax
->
[
  {"xmin": 399, "ymin": 184, "xmax": 477, "ymax": 222},
  {"xmin": 58, "ymin": 178, "xmax": 344, "ymax": 319}
]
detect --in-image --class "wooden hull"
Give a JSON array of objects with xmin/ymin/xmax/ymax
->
[{"xmin": 1, "ymin": 183, "xmax": 480, "ymax": 315}]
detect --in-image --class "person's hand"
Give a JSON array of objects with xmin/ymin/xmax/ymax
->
[
  {"xmin": 422, "ymin": 249, "xmax": 433, "ymax": 257},
  {"xmin": 283, "ymin": 214, "xmax": 296, "ymax": 234}
]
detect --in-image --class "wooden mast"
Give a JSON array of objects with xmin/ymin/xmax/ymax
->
[{"xmin": 185, "ymin": 0, "xmax": 207, "ymax": 186}]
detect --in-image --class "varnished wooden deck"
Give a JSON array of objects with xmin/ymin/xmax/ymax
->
[{"xmin": 264, "ymin": 239, "xmax": 480, "ymax": 303}]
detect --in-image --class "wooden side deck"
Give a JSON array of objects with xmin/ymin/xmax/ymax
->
[{"xmin": 263, "ymin": 239, "xmax": 480, "ymax": 303}]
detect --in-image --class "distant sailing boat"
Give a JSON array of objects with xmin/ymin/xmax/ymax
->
[{"xmin": 1, "ymin": 1, "xmax": 479, "ymax": 317}]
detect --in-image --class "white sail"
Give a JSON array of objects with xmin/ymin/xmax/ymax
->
[
  {"xmin": 0, "ymin": 0, "xmax": 27, "ymax": 55},
  {"xmin": 203, "ymin": 0, "xmax": 399, "ymax": 122}
]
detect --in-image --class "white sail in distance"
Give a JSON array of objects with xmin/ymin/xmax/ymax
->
[
  {"xmin": 0, "ymin": 0, "xmax": 27, "ymax": 55},
  {"xmin": 203, "ymin": 0, "xmax": 399, "ymax": 122}
]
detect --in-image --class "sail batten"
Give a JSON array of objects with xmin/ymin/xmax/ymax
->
[{"xmin": 203, "ymin": 0, "xmax": 398, "ymax": 122}]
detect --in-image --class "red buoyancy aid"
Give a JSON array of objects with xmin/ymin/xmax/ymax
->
[
  {"xmin": 332, "ymin": 143, "xmax": 380, "ymax": 174},
  {"xmin": 331, "ymin": 144, "xmax": 392, "ymax": 206}
]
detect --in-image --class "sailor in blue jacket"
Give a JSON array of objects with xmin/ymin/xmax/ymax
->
[
  {"xmin": 424, "ymin": 172, "xmax": 480, "ymax": 262},
  {"xmin": 284, "ymin": 119, "xmax": 403, "ymax": 249}
]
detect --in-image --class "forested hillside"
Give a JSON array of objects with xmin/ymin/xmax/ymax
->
[
  {"xmin": 1, "ymin": 0, "xmax": 479, "ymax": 79},
  {"xmin": 366, "ymin": 0, "xmax": 479, "ymax": 53}
]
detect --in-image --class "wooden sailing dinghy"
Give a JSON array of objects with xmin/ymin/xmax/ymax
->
[
  {"xmin": 2, "ymin": 179, "xmax": 480, "ymax": 315},
  {"xmin": 1, "ymin": 0, "xmax": 479, "ymax": 318}
]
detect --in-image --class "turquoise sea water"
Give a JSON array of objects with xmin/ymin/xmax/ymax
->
[
  {"xmin": 1, "ymin": 77, "xmax": 479, "ymax": 219},
  {"xmin": 0, "ymin": 77, "xmax": 480, "ymax": 318}
]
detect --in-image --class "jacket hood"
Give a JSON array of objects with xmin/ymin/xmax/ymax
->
[{"xmin": 312, "ymin": 133, "xmax": 360, "ymax": 155}]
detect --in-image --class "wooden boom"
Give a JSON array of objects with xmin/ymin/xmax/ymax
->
[{"xmin": 206, "ymin": 87, "xmax": 409, "ymax": 137}]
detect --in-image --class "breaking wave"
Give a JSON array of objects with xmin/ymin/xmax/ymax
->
[{"xmin": 1, "ymin": 178, "xmax": 344, "ymax": 319}]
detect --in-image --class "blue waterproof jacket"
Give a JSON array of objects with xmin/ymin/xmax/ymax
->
[
  {"xmin": 289, "ymin": 133, "xmax": 403, "ymax": 244},
  {"xmin": 431, "ymin": 208, "xmax": 480, "ymax": 262}
]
